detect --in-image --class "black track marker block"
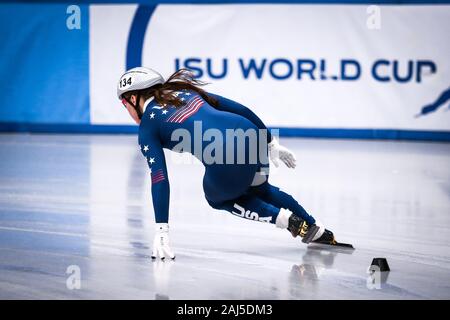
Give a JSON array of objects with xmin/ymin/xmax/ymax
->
[{"xmin": 370, "ymin": 258, "xmax": 390, "ymax": 272}]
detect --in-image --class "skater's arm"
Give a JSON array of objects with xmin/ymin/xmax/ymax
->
[
  {"xmin": 207, "ymin": 92, "xmax": 272, "ymax": 143},
  {"xmin": 139, "ymin": 129, "xmax": 170, "ymax": 223}
]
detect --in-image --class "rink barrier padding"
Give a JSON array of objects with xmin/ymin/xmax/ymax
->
[
  {"xmin": 1, "ymin": 123, "xmax": 449, "ymax": 141},
  {"xmin": 2, "ymin": 2, "xmax": 450, "ymax": 139}
]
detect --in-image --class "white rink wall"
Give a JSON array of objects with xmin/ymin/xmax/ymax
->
[{"xmin": 91, "ymin": 4, "xmax": 450, "ymax": 132}]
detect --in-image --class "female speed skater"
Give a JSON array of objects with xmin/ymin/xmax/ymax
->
[{"xmin": 117, "ymin": 67, "xmax": 337, "ymax": 260}]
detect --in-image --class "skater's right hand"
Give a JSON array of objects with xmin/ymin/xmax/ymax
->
[
  {"xmin": 268, "ymin": 137, "xmax": 297, "ymax": 169},
  {"xmin": 152, "ymin": 223, "xmax": 175, "ymax": 260}
]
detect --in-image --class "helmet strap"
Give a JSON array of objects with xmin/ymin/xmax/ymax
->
[
  {"xmin": 135, "ymin": 93, "xmax": 143, "ymax": 120},
  {"xmin": 124, "ymin": 93, "xmax": 143, "ymax": 120}
]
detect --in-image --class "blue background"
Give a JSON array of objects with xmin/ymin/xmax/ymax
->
[{"xmin": 0, "ymin": 4, "xmax": 89, "ymax": 124}]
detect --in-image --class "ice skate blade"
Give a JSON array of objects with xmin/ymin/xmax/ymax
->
[{"xmin": 308, "ymin": 242, "xmax": 355, "ymax": 252}]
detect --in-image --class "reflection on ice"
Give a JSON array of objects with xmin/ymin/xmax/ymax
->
[{"xmin": 153, "ymin": 260, "xmax": 174, "ymax": 300}]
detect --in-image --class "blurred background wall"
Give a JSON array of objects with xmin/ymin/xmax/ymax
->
[{"xmin": 1, "ymin": 0, "xmax": 449, "ymax": 140}]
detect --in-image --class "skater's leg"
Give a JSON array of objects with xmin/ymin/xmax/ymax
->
[
  {"xmin": 246, "ymin": 181, "xmax": 328, "ymax": 242},
  {"xmin": 249, "ymin": 181, "xmax": 316, "ymax": 225},
  {"xmin": 207, "ymin": 193, "xmax": 280, "ymax": 224},
  {"xmin": 207, "ymin": 184, "xmax": 328, "ymax": 243}
]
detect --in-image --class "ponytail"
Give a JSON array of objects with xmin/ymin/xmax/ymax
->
[{"xmin": 126, "ymin": 68, "xmax": 218, "ymax": 109}]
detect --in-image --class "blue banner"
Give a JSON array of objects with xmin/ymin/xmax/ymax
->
[{"xmin": 0, "ymin": 4, "xmax": 89, "ymax": 123}]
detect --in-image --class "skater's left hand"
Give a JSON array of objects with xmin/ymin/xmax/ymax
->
[
  {"xmin": 268, "ymin": 137, "xmax": 297, "ymax": 168},
  {"xmin": 152, "ymin": 223, "xmax": 176, "ymax": 260}
]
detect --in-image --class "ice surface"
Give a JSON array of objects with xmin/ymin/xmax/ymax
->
[{"xmin": 0, "ymin": 134, "xmax": 449, "ymax": 299}]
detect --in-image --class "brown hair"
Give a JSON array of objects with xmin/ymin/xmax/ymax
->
[{"xmin": 123, "ymin": 68, "xmax": 218, "ymax": 110}]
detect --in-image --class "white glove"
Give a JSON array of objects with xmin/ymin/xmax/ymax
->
[
  {"xmin": 268, "ymin": 137, "xmax": 297, "ymax": 168},
  {"xmin": 152, "ymin": 223, "xmax": 175, "ymax": 260}
]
